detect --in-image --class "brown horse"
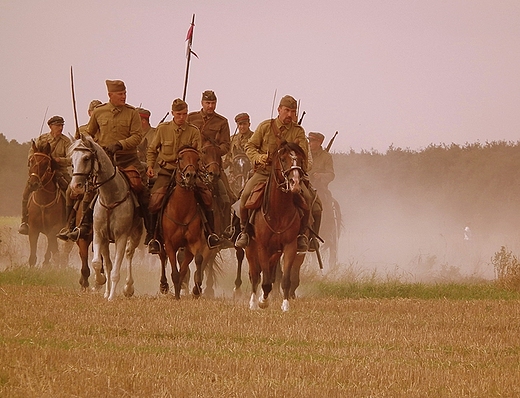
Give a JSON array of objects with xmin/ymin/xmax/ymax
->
[
  {"xmin": 26, "ymin": 141, "xmax": 67, "ymax": 267},
  {"xmin": 246, "ymin": 141, "xmax": 306, "ymax": 312},
  {"xmin": 159, "ymin": 146, "xmax": 206, "ymax": 299}
]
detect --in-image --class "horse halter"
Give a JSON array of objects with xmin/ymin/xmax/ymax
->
[
  {"xmin": 71, "ymin": 143, "xmax": 116, "ymax": 190},
  {"xmin": 200, "ymin": 142, "xmax": 221, "ymax": 184},
  {"xmin": 176, "ymin": 148, "xmax": 200, "ymax": 189},
  {"xmin": 29, "ymin": 152, "xmax": 55, "ymax": 189},
  {"xmin": 275, "ymin": 148, "xmax": 304, "ymax": 193}
]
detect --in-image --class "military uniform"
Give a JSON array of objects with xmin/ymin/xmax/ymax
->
[
  {"xmin": 19, "ymin": 116, "xmax": 71, "ymax": 234},
  {"xmin": 236, "ymin": 95, "xmax": 322, "ymax": 251}
]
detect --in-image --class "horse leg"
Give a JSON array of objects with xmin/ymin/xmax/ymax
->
[
  {"xmin": 192, "ymin": 252, "xmax": 204, "ymax": 298},
  {"xmin": 123, "ymin": 246, "xmax": 136, "ymax": 299},
  {"xmin": 44, "ymin": 234, "xmax": 58, "ymax": 266},
  {"xmin": 246, "ymin": 244, "xmax": 261, "ymax": 310},
  {"xmin": 99, "ymin": 245, "xmax": 112, "ymax": 299},
  {"xmin": 92, "ymin": 242, "xmax": 107, "ymax": 290},
  {"xmin": 289, "ymin": 253, "xmax": 305, "ymax": 300},
  {"xmin": 280, "ymin": 247, "xmax": 298, "ymax": 312},
  {"xmin": 178, "ymin": 250, "xmax": 193, "ymax": 298},
  {"xmin": 164, "ymin": 244, "xmax": 181, "ymax": 299},
  {"xmin": 28, "ymin": 231, "xmax": 38, "ymax": 267},
  {"xmin": 77, "ymin": 240, "xmax": 90, "ymax": 291},
  {"xmin": 108, "ymin": 239, "xmax": 127, "ymax": 301},
  {"xmin": 233, "ymin": 247, "xmax": 245, "ymax": 297},
  {"xmin": 159, "ymin": 249, "xmax": 169, "ymax": 294},
  {"xmin": 204, "ymin": 251, "xmax": 216, "ymax": 299}
]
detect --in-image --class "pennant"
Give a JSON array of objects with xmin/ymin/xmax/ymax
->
[{"xmin": 185, "ymin": 22, "xmax": 198, "ymax": 59}]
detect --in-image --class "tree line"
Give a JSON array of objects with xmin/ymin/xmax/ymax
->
[{"xmin": 2, "ymin": 133, "xmax": 520, "ymax": 237}]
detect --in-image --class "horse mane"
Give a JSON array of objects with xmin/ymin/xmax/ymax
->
[
  {"xmin": 32, "ymin": 141, "xmax": 59, "ymax": 170},
  {"xmin": 277, "ymin": 140, "xmax": 307, "ymax": 164}
]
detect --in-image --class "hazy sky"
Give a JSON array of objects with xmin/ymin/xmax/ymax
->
[{"xmin": 1, "ymin": 0, "xmax": 519, "ymax": 153}]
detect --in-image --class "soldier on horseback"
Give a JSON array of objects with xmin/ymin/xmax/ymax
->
[
  {"xmin": 146, "ymin": 98, "xmax": 221, "ymax": 254},
  {"xmin": 187, "ymin": 90, "xmax": 235, "ymax": 238},
  {"xmin": 235, "ymin": 95, "xmax": 322, "ymax": 252},
  {"xmin": 57, "ymin": 80, "xmax": 154, "ymax": 244},
  {"xmin": 19, "ymin": 116, "xmax": 71, "ymax": 235}
]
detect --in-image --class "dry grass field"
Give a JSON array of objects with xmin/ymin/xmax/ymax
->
[{"xmin": 1, "ymin": 219, "xmax": 520, "ymax": 397}]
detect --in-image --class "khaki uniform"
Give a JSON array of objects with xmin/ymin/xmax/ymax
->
[
  {"xmin": 147, "ymin": 121, "xmax": 201, "ymax": 194},
  {"xmin": 309, "ymin": 147, "xmax": 335, "ymax": 191},
  {"xmin": 29, "ymin": 132, "xmax": 72, "ymax": 179},
  {"xmin": 224, "ymin": 129, "xmax": 254, "ymax": 167},
  {"xmin": 138, "ymin": 125, "xmax": 157, "ymax": 163}
]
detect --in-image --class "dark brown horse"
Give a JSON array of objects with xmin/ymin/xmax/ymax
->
[
  {"xmin": 159, "ymin": 146, "xmax": 206, "ymax": 299},
  {"xmin": 26, "ymin": 141, "xmax": 68, "ymax": 267},
  {"xmin": 246, "ymin": 141, "xmax": 306, "ymax": 312}
]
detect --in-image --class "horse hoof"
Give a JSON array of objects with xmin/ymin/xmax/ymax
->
[
  {"xmin": 192, "ymin": 285, "xmax": 202, "ymax": 297},
  {"xmin": 281, "ymin": 299, "xmax": 290, "ymax": 312},
  {"xmin": 160, "ymin": 283, "xmax": 169, "ymax": 294},
  {"xmin": 258, "ymin": 296, "xmax": 269, "ymax": 309},
  {"xmin": 123, "ymin": 285, "xmax": 134, "ymax": 297},
  {"xmin": 96, "ymin": 274, "xmax": 107, "ymax": 285}
]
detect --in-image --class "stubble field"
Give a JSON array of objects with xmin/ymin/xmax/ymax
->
[{"xmin": 1, "ymin": 218, "xmax": 520, "ymax": 397}]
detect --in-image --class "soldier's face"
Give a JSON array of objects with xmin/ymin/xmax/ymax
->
[
  {"xmin": 172, "ymin": 107, "xmax": 188, "ymax": 126},
  {"xmin": 201, "ymin": 100, "xmax": 216, "ymax": 115},
  {"xmin": 108, "ymin": 90, "xmax": 126, "ymax": 106},
  {"xmin": 49, "ymin": 123, "xmax": 64, "ymax": 136},
  {"xmin": 278, "ymin": 106, "xmax": 297, "ymax": 125},
  {"xmin": 308, "ymin": 137, "xmax": 321, "ymax": 151},
  {"xmin": 237, "ymin": 121, "xmax": 250, "ymax": 135}
]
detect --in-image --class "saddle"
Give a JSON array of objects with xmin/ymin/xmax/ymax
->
[
  {"xmin": 244, "ymin": 182, "xmax": 266, "ymax": 209},
  {"xmin": 120, "ymin": 165, "xmax": 145, "ymax": 193}
]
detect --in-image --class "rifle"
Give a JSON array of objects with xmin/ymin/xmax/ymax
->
[
  {"xmin": 297, "ymin": 111, "xmax": 306, "ymax": 125},
  {"xmin": 159, "ymin": 112, "xmax": 169, "ymax": 124},
  {"xmin": 325, "ymin": 131, "xmax": 338, "ymax": 152},
  {"xmin": 70, "ymin": 66, "xmax": 80, "ymax": 139}
]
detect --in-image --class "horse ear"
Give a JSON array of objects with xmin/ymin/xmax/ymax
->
[
  {"xmin": 31, "ymin": 139, "xmax": 37, "ymax": 152},
  {"xmin": 43, "ymin": 142, "xmax": 51, "ymax": 155}
]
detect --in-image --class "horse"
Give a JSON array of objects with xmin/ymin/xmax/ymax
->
[
  {"xmin": 26, "ymin": 141, "xmax": 68, "ymax": 267},
  {"xmin": 159, "ymin": 146, "xmax": 206, "ymax": 299},
  {"xmin": 69, "ymin": 134, "xmax": 143, "ymax": 301},
  {"xmin": 319, "ymin": 195, "xmax": 342, "ymax": 267},
  {"xmin": 228, "ymin": 152, "xmax": 251, "ymax": 200},
  {"xmin": 246, "ymin": 141, "xmax": 306, "ymax": 312}
]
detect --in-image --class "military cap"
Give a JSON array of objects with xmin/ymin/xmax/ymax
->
[
  {"xmin": 308, "ymin": 132, "xmax": 325, "ymax": 143},
  {"xmin": 88, "ymin": 99, "xmax": 102, "ymax": 111},
  {"xmin": 234, "ymin": 112, "xmax": 250, "ymax": 123},
  {"xmin": 171, "ymin": 98, "xmax": 188, "ymax": 111},
  {"xmin": 136, "ymin": 107, "xmax": 151, "ymax": 118},
  {"xmin": 279, "ymin": 95, "xmax": 297, "ymax": 109},
  {"xmin": 202, "ymin": 90, "xmax": 217, "ymax": 101},
  {"xmin": 47, "ymin": 115, "xmax": 65, "ymax": 126},
  {"xmin": 105, "ymin": 79, "xmax": 126, "ymax": 92}
]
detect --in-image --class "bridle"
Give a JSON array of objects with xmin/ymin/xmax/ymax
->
[
  {"xmin": 176, "ymin": 147, "xmax": 200, "ymax": 189},
  {"xmin": 273, "ymin": 148, "xmax": 304, "ymax": 193},
  {"xmin": 29, "ymin": 152, "xmax": 55, "ymax": 191},
  {"xmin": 71, "ymin": 144, "xmax": 117, "ymax": 191}
]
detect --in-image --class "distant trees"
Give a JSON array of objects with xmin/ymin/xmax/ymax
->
[{"xmin": 0, "ymin": 134, "xmax": 30, "ymax": 216}]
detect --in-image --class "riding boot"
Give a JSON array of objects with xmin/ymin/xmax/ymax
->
[
  {"xmin": 136, "ymin": 190, "xmax": 154, "ymax": 245},
  {"xmin": 67, "ymin": 205, "xmax": 92, "ymax": 242},
  {"xmin": 221, "ymin": 201, "xmax": 233, "ymax": 239},
  {"xmin": 308, "ymin": 211, "xmax": 322, "ymax": 252},
  {"xmin": 18, "ymin": 199, "xmax": 29, "ymax": 235},
  {"xmin": 147, "ymin": 213, "xmax": 161, "ymax": 254},
  {"xmin": 57, "ymin": 205, "xmax": 76, "ymax": 241},
  {"xmin": 297, "ymin": 208, "xmax": 310, "ymax": 252},
  {"xmin": 204, "ymin": 209, "xmax": 221, "ymax": 249},
  {"xmin": 235, "ymin": 206, "xmax": 250, "ymax": 248}
]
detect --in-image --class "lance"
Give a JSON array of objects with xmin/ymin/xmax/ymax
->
[
  {"xmin": 159, "ymin": 111, "xmax": 169, "ymax": 124},
  {"xmin": 70, "ymin": 66, "xmax": 80, "ymax": 139},
  {"xmin": 182, "ymin": 14, "xmax": 197, "ymax": 101},
  {"xmin": 39, "ymin": 106, "xmax": 49, "ymax": 136},
  {"xmin": 325, "ymin": 131, "xmax": 338, "ymax": 152},
  {"xmin": 298, "ymin": 111, "xmax": 306, "ymax": 125}
]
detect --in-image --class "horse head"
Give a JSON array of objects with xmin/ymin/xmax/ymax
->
[
  {"xmin": 69, "ymin": 134, "xmax": 98, "ymax": 196},
  {"xmin": 28, "ymin": 140, "xmax": 55, "ymax": 190},
  {"xmin": 176, "ymin": 146, "xmax": 200, "ymax": 189},
  {"xmin": 200, "ymin": 141, "xmax": 222, "ymax": 185},
  {"xmin": 231, "ymin": 152, "xmax": 251, "ymax": 192},
  {"xmin": 272, "ymin": 141, "xmax": 306, "ymax": 194}
]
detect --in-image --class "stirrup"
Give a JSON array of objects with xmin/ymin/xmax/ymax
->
[
  {"xmin": 18, "ymin": 222, "xmax": 29, "ymax": 236},
  {"xmin": 222, "ymin": 225, "xmax": 235, "ymax": 240},
  {"xmin": 148, "ymin": 239, "xmax": 161, "ymax": 254},
  {"xmin": 57, "ymin": 227, "xmax": 71, "ymax": 241},
  {"xmin": 235, "ymin": 231, "xmax": 249, "ymax": 249},
  {"xmin": 207, "ymin": 233, "xmax": 221, "ymax": 249}
]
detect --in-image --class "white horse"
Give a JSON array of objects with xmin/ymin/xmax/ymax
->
[{"xmin": 69, "ymin": 134, "xmax": 143, "ymax": 300}]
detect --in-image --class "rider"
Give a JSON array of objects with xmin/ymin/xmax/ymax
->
[
  {"xmin": 60, "ymin": 79, "xmax": 154, "ymax": 244},
  {"xmin": 223, "ymin": 112, "xmax": 254, "ymax": 169},
  {"xmin": 146, "ymin": 98, "xmax": 221, "ymax": 254},
  {"xmin": 307, "ymin": 132, "xmax": 334, "ymax": 250},
  {"xmin": 187, "ymin": 90, "xmax": 234, "ymax": 237},
  {"xmin": 19, "ymin": 116, "xmax": 71, "ymax": 235},
  {"xmin": 235, "ymin": 95, "xmax": 322, "ymax": 252}
]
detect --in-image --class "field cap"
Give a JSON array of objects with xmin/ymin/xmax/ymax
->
[
  {"xmin": 171, "ymin": 98, "xmax": 188, "ymax": 111},
  {"xmin": 47, "ymin": 116, "xmax": 65, "ymax": 125},
  {"xmin": 279, "ymin": 95, "xmax": 297, "ymax": 109},
  {"xmin": 136, "ymin": 107, "xmax": 151, "ymax": 118},
  {"xmin": 105, "ymin": 79, "xmax": 126, "ymax": 92},
  {"xmin": 308, "ymin": 132, "xmax": 325, "ymax": 143},
  {"xmin": 202, "ymin": 90, "xmax": 217, "ymax": 101},
  {"xmin": 234, "ymin": 113, "xmax": 250, "ymax": 123},
  {"xmin": 88, "ymin": 100, "xmax": 102, "ymax": 111}
]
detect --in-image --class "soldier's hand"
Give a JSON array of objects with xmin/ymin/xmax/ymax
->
[
  {"xmin": 258, "ymin": 154, "xmax": 268, "ymax": 165},
  {"xmin": 146, "ymin": 166, "xmax": 155, "ymax": 179},
  {"xmin": 106, "ymin": 142, "xmax": 122, "ymax": 154}
]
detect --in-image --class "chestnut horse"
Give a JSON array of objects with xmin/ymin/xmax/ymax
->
[
  {"xmin": 246, "ymin": 141, "xmax": 306, "ymax": 312},
  {"xmin": 26, "ymin": 141, "xmax": 67, "ymax": 267},
  {"xmin": 159, "ymin": 146, "xmax": 206, "ymax": 299},
  {"xmin": 69, "ymin": 134, "xmax": 143, "ymax": 301}
]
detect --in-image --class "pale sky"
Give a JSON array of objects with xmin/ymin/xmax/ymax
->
[{"xmin": 1, "ymin": 0, "xmax": 519, "ymax": 153}]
